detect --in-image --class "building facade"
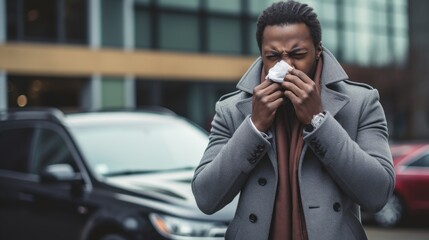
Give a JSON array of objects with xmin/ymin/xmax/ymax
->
[{"xmin": 1, "ymin": 0, "xmax": 426, "ymax": 140}]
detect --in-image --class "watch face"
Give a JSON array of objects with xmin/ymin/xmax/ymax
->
[{"xmin": 311, "ymin": 113, "xmax": 325, "ymax": 128}]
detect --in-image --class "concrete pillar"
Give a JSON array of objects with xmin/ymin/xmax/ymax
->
[
  {"xmin": 81, "ymin": 74, "xmax": 102, "ymax": 110},
  {"xmin": 0, "ymin": 0, "xmax": 7, "ymax": 110},
  {"xmin": 0, "ymin": 72, "xmax": 6, "ymax": 110},
  {"xmin": 123, "ymin": 0, "xmax": 136, "ymax": 109},
  {"xmin": 124, "ymin": 75, "xmax": 135, "ymax": 109},
  {"xmin": 0, "ymin": 0, "xmax": 5, "ymax": 43},
  {"xmin": 188, "ymin": 84, "xmax": 203, "ymax": 126},
  {"xmin": 82, "ymin": 0, "xmax": 103, "ymax": 111}
]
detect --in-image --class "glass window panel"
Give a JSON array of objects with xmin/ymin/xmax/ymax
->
[
  {"xmin": 102, "ymin": 0, "xmax": 123, "ymax": 47},
  {"xmin": 24, "ymin": 0, "xmax": 57, "ymax": 42},
  {"xmin": 0, "ymin": 128, "xmax": 34, "ymax": 173},
  {"xmin": 374, "ymin": 0, "xmax": 387, "ymax": 7},
  {"xmin": 393, "ymin": 0, "xmax": 408, "ymax": 13},
  {"xmin": 135, "ymin": 0, "xmax": 150, "ymax": 5},
  {"xmin": 135, "ymin": 9, "xmax": 151, "ymax": 49},
  {"xmin": 356, "ymin": 31, "xmax": 371, "ymax": 65},
  {"xmin": 409, "ymin": 154, "xmax": 429, "ymax": 167},
  {"xmin": 31, "ymin": 128, "xmax": 78, "ymax": 175},
  {"xmin": 322, "ymin": 27, "xmax": 338, "ymax": 57},
  {"xmin": 371, "ymin": 33, "xmax": 389, "ymax": 66},
  {"xmin": 248, "ymin": 20, "xmax": 259, "ymax": 55},
  {"xmin": 248, "ymin": 0, "xmax": 273, "ymax": 16},
  {"xmin": 64, "ymin": 0, "xmax": 87, "ymax": 44},
  {"xmin": 343, "ymin": 0, "xmax": 357, "ymax": 4},
  {"xmin": 159, "ymin": 13, "xmax": 199, "ymax": 52},
  {"xmin": 344, "ymin": 4, "xmax": 356, "ymax": 25},
  {"xmin": 208, "ymin": 17, "xmax": 241, "ymax": 54},
  {"xmin": 393, "ymin": 12, "xmax": 408, "ymax": 30},
  {"xmin": 318, "ymin": 2, "xmax": 337, "ymax": 23},
  {"xmin": 355, "ymin": 7, "xmax": 372, "ymax": 31},
  {"xmin": 374, "ymin": 10, "xmax": 388, "ymax": 28},
  {"xmin": 102, "ymin": 77, "xmax": 125, "ymax": 108},
  {"xmin": 343, "ymin": 30, "xmax": 357, "ymax": 64},
  {"xmin": 207, "ymin": 0, "xmax": 240, "ymax": 14},
  {"xmin": 393, "ymin": 35, "xmax": 408, "ymax": 65},
  {"xmin": 158, "ymin": 0, "xmax": 199, "ymax": 10}
]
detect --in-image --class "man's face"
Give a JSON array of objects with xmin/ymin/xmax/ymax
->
[{"xmin": 261, "ymin": 23, "xmax": 321, "ymax": 79}]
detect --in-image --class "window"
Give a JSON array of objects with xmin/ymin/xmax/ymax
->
[
  {"xmin": 134, "ymin": 0, "xmax": 259, "ymax": 55},
  {"xmin": 159, "ymin": 12, "xmax": 199, "ymax": 52},
  {"xmin": 101, "ymin": 0, "xmax": 123, "ymax": 48},
  {"xmin": 207, "ymin": 17, "xmax": 241, "ymax": 54},
  {"xmin": 30, "ymin": 128, "xmax": 77, "ymax": 175},
  {"xmin": 0, "ymin": 128, "xmax": 34, "ymax": 173},
  {"xmin": 336, "ymin": 0, "xmax": 408, "ymax": 66},
  {"xmin": 408, "ymin": 153, "xmax": 429, "ymax": 168},
  {"xmin": 0, "ymin": 126, "xmax": 77, "ymax": 175},
  {"xmin": 6, "ymin": 0, "xmax": 87, "ymax": 44},
  {"xmin": 7, "ymin": 75, "xmax": 86, "ymax": 110}
]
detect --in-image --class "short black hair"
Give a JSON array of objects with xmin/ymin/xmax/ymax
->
[{"xmin": 256, "ymin": 1, "xmax": 321, "ymax": 52}]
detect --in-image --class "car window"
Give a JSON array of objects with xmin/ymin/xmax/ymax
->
[
  {"xmin": 0, "ymin": 127, "xmax": 34, "ymax": 173},
  {"xmin": 69, "ymin": 118, "xmax": 208, "ymax": 177},
  {"xmin": 29, "ymin": 128, "xmax": 78, "ymax": 175},
  {"xmin": 0, "ymin": 126, "xmax": 78, "ymax": 176},
  {"xmin": 408, "ymin": 152, "xmax": 429, "ymax": 168}
]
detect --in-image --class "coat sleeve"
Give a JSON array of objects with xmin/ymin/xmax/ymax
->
[
  {"xmin": 192, "ymin": 100, "xmax": 271, "ymax": 215},
  {"xmin": 303, "ymin": 89, "xmax": 395, "ymax": 212}
]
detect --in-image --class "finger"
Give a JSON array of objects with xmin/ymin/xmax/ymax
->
[
  {"xmin": 284, "ymin": 90, "xmax": 301, "ymax": 105},
  {"xmin": 265, "ymin": 90, "xmax": 284, "ymax": 103},
  {"xmin": 282, "ymin": 80, "xmax": 306, "ymax": 99},
  {"xmin": 288, "ymin": 68, "xmax": 313, "ymax": 84},
  {"xmin": 255, "ymin": 78, "xmax": 276, "ymax": 90},
  {"xmin": 255, "ymin": 82, "xmax": 282, "ymax": 99},
  {"xmin": 283, "ymin": 74, "xmax": 311, "ymax": 91},
  {"xmin": 267, "ymin": 98, "xmax": 285, "ymax": 113}
]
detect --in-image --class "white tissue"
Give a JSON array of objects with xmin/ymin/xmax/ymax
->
[{"xmin": 265, "ymin": 60, "xmax": 293, "ymax": 83}]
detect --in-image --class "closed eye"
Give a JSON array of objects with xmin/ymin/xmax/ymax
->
[
  {"xmin": 265, "ymin": 51, "xmax": 281, "ymax": 60},
  {"xmin": 289, "ymin": 49, "xmax": 308, "ymax": 59}
]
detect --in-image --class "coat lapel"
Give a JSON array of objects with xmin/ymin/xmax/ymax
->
[{"xmin": 319, "ymin": 48, "xmax": 350, "ymax": 116}]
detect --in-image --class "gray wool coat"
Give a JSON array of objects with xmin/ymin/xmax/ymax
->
[{"xmin": 192, "ymin": 48, "xmax": 395, "ymax": 240}]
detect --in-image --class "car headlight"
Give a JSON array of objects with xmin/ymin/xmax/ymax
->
[{"xmin": 149, "ymin": 213, "xmax": 227, "ymax": 239}]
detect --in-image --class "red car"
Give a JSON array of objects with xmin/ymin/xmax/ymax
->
[{"xmin": 372, "ymin": 143, "xmax": 429, "ymax": 227}]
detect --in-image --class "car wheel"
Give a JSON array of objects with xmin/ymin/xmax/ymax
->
[
  {"xmin": 99, "ymin": 234, "xmax": 128, "ymax": 240},
  {"xmin": 373, "ymin": 193, "xmax": 404, "ymax": 227}
]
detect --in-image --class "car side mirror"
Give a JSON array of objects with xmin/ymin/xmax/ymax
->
[{"xmin": 40, "ymin": 163, "xmax": 83, "ymax": 184}]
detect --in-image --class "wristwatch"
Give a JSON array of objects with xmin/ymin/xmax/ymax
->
[
  {"xmin": 305, "ymin": 112, "xmax": 325, "ymax": 132},
  {"xmin": 311, "ymin": 112, "xmax": 325, "ymax": 129}
]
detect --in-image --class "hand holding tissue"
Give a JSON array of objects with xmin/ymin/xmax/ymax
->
[{"xmin": 265, "ymin": 60, "xmax": 293, "ymax": 83}]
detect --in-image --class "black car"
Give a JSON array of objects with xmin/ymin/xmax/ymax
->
[{"xmin": 0, "ymin": 108, "xmax": 235, "ymax": 240}]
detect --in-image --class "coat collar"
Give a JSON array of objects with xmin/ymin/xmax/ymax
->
[{"xmin": 235, "ymin": 47, "xmax": 350, "ymax": 118}]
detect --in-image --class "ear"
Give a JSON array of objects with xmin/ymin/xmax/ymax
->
[{"xmin": 316, "ymin": 42, "xmax": 323, "ymax": 60}]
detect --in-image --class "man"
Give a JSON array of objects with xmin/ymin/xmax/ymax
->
[{"xmin": 192, "ymin": 1, "xmax": 394, "ymax": 239}]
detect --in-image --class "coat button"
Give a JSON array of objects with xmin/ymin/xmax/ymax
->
[
  {"xmin": 258, "ymin": 178, "xmax": 267, "ymax": 186},
  {"xmin": 249, "ymin": 214, "xmax": 257, "ymax": 223},
  {"xmin": 333, "ymin": 202, "xmax": 341, "ymax": 212}
]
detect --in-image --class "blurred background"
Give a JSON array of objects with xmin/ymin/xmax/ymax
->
[
  {"xmin": 0, "ymin": 0, "xmax": 428, "ymax": 141},
  {"xmin": 0, "ymin": 0, "xmax": 429, "ymax": 239}
]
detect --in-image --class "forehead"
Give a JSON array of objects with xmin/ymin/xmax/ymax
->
[{"xmin": 262, "ymin": 23, "xmax": 313, "ymax": 49}]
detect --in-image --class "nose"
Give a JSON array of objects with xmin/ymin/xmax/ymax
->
[
  {"xmin": 280, "ymin": 52, "xmax": 294, "ymax": 68},
  {"xmin": 282, "ymin": 57, "xmax": 294, "ymax": 69}
]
